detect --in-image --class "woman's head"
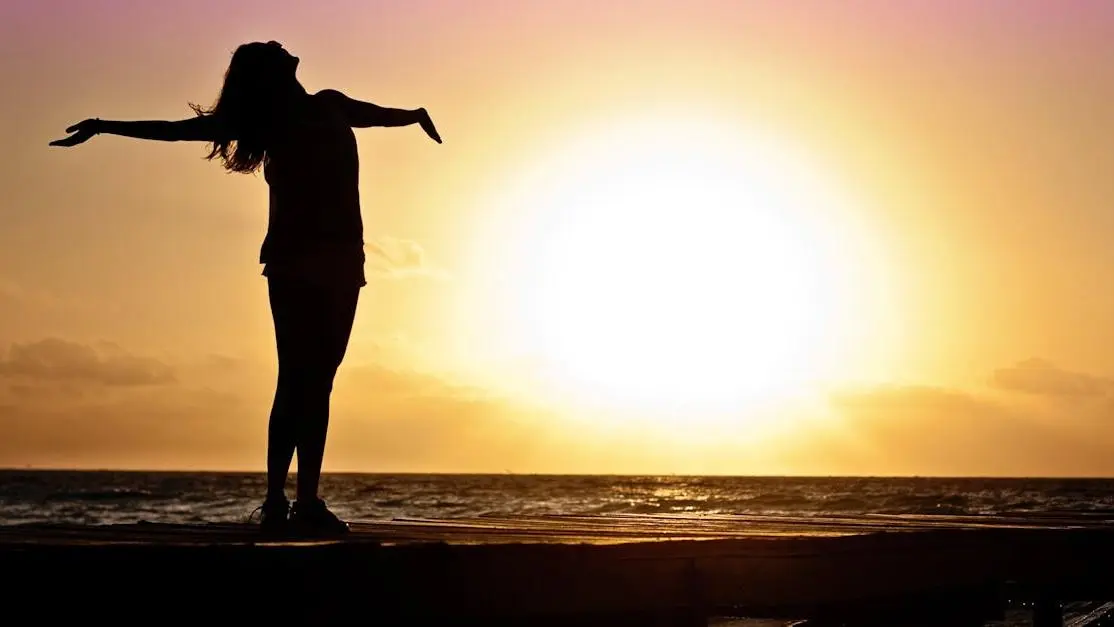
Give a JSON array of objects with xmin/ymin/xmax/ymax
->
[
  {"xmin": 192, "ymin": 41, "xmax": 301, "ymax": 173},
  {"xmin": 228, "ymin": 40, "xmax": 300, "ymax": 85}
]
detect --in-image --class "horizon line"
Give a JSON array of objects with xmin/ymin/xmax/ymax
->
[{"xmin": 4, "ymin": 467, "xmax": 1114, "ymax": 480}]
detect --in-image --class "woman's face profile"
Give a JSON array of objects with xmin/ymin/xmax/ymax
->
[{"xmin": 264, "ymin": 41, "xmax": 299, "ymax": 74}]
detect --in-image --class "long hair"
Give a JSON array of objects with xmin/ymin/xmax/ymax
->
[{"xmin": 190, "ymin": 42, "xmax": 294, "ymax": 174}]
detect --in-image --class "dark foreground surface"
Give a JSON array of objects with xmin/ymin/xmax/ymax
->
[{"xmin": 4, "ymin": 515, "xmax": 1114, "ymax": 626}]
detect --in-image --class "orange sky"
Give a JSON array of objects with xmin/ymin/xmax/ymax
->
[{"xmin": 3, "ymin": 1, "xmax": 1114, "ymax": 475}]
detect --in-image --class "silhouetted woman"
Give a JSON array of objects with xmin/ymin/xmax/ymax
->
[{"xmin": 51, "ymin": 41, "xmax": 442, "ymax": 536}]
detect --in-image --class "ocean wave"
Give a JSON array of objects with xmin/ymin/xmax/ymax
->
[
  {"xmin": 42, "ymin": 489, "xmax": 164, "ymax": 502},
  {"xmin": 5, "ymin": 471, "xmax": 1114, "ymax": 525}
]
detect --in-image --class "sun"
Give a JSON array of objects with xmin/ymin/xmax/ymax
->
[{"xmin": 477, "ymin": 115, "xmax": 881, "ymax": 417}]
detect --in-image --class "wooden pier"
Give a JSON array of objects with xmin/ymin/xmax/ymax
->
[{"xmin": 4, "ymin": 513, "xmax": 1114, "ymax": 626}]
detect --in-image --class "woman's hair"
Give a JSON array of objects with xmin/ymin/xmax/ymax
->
[{"xmin": 190, "ymin": 42, "xmax": 293, "ymax": 174}]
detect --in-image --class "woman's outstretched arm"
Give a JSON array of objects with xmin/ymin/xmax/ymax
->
[
  {"xmin": 318, "ymin": 89, "xmax": 442, "ymax": 143},
  {"xmin": 50, "ymin": 115, "xmax": 227, "ymax": 147}
]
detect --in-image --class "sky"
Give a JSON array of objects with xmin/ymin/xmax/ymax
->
[{"xmin": 3, "ymin": 0, "xmax": 1114, "ymax": 475}]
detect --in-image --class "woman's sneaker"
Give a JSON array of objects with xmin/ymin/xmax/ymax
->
[
  {"xmin": 290, "ymin": 498, "xmax": 350, "ymax": 537},
  {"xmin": 252, "ymin": 497, "xmax": 291, "ymax": 536}
]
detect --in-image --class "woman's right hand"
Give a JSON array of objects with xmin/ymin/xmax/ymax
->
[{"xmin": 49, "ymin": 119, "xmax": 103, "ymax": 147}]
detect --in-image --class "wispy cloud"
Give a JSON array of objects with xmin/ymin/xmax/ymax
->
[
  {"xmin": 0, "ymin": 276, "xmax": 117, "ymax": 315},
  {"xmin": 0, "ymin": 339, "xmax": 566, "ymax": 471},
  {"xmin": 366, "ymin": 237, "xmax": 449, "ymax": 280},
  {"xmin": 0, "ymin": 338, "xmax": 174, "ymax": 386},
  {"xmin": 992, "ymin": 358, "xmax": 1114, "ymax": 398}
]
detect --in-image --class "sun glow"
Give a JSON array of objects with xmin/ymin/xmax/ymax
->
[{"xmin": 476, "ymin": 115, "xmax": 890, "ymax": 419}]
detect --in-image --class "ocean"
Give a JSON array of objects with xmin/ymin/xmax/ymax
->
[{"xmin": 2, "ymin": 470, "xmax": 1114, "ymax": 526}]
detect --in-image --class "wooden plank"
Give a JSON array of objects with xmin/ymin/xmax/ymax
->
[{"xmin": 3, "ymin": 516, "xmax": 1114, "ymax": 625}]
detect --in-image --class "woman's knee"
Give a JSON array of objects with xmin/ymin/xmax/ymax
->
[{"xmin": 277, "ymin": 366, "xmax": 335, "ymax": 396}]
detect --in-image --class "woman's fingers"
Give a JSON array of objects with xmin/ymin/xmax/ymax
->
[
  {"xmin": 49, "ymin": 131, "xmax": 92, "ymax": 147},
  {"xmin": 421, "ymin": 118, "xmax": 442, "ymax": 143}
]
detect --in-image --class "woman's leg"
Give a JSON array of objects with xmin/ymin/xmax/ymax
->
[
  {"xmin": 293, "ymin": 283, "xmax": 360, "ymax": 504},
  {"xmin": 265, "ymin": 278, "xmax": 308, "ymax": 503}
]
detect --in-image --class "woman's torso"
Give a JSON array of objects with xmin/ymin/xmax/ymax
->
[{"xmin": 260, "ymin": 91, "xmax": 365, "ymax": 286}]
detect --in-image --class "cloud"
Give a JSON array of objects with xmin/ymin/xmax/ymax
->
[
  {"xmin": 0, "ymin": 344, "xmax": 571, "ymax": 472},
  {"xmin": 366, "ymin": 237, "xmax": 449, "ymax": 280},
  {"xmin": 322, "ymin": 362, "xmax": 554, "ymax": 469},
  {"xmin": 8, "ymin": 342, "xmax": 1114, "ymax": 474},
  {"xmin": 338, "ymin": 362, "xmax": 486, "ymax": 401},
  {"xmin": 830, "ymin": 384, "xmax": 987, "ymax": 414},
  {"xmin": 992, "ymin": 358, "xmax": 1114, "ymax": 398},
  {"xmin": 0, "ymin": 338, "xmax": 174, "ymax": 386},
  {"xmin": 817, "ymin": 381, "xmax": 1114, "ymax": 476},
  {"xmin": 0, "ymin": 276, "xmax": 115, "ymax": 315}
]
